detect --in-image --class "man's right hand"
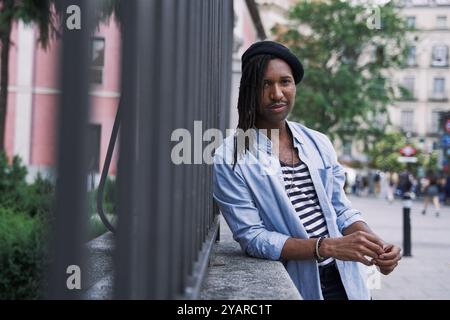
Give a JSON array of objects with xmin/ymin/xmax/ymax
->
[{"xmin": 320, "ymin": 231, "xmax": 385, "ymax": 266}]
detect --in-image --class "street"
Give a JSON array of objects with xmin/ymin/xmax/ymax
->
[{"xmin": 348, "ymin": 195, "xmax": 450, "ymax": 299}]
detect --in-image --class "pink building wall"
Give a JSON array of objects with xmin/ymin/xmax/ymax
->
[
  {"xmin": 3, "ymin": 18, "xmax": 121, "ymax": 179},
  {"xmin": 4, "ymin": 23, "xmax": 18, "ymax": 161}
]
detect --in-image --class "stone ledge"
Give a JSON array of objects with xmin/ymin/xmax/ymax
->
[
  {"xmin": 200, "ymin": 215, "xmax": 302, "ymax": 300},
  {"xmin": 83, "ymin": 232, "xmax": 114, "ymax": 299}
]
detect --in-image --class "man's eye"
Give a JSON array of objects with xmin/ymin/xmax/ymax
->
[
  {"xmin": 263, "ymin": 82, "xmax": 270, "ymax": 88},
  {"xmin": 282, "ymin": 79, "xmax": 291, "ymax": 85}
]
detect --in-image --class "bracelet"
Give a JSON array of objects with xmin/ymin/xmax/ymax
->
[{"xmin": 314, "ymin": 236, "xmax": 325, "ymax": 261}]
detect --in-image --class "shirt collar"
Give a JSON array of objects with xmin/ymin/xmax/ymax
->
[{"xmin": 252, "ymin": 120, "xmax": 304, "ymax": 154}]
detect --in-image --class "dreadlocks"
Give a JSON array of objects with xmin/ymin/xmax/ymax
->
[{"xmin": 232, "ymin": 54, "xmax": 276, "ymax": 170}]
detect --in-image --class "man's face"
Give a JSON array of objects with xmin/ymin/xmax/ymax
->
[{"xmin": 256, "ymin": 58, "xmax": 296, "ymax": 127}]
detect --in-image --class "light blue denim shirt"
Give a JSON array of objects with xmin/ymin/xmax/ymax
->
[{"xmin": 212, "ymin": 120, "xmax": 371, "ymax": 300}]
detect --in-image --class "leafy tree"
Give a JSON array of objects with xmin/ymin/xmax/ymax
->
[
  {"xmin": 272, "ymin": 0, "xmax": 410, "ymax": 150},
  {"xmin": 366, "ymin": 131, "xmax": 434, "ymax": 175}
]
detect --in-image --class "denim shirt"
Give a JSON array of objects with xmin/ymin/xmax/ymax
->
[{"xmin": 212, "ymin": 120, "xmax": 371, "ymax": 300}]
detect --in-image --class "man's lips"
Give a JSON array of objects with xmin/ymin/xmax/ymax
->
[{"xmin": 268, "ymin": 103, "xmax": 287, "ymax": 111}]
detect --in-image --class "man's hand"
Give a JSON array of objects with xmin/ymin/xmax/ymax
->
[
  {"xmin": 321, "ymin": 231, "xmax": 385, "ymax": 266},
  {"xmin": 373, "ymin": 244, "xmax": 402, "ymax": 275}
]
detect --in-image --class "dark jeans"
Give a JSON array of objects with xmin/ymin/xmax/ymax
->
[{"xmin": 319, "ymin": 262, "xmax": 348, "ymax": 300}]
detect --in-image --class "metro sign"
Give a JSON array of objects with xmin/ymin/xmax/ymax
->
[
  {"xmin": 446, "ymin": 119, "xmax": 450, "ymax": 133},
  {"xmin": 400, "ymin": 145, "xmax": 416, "ymax": 157}
]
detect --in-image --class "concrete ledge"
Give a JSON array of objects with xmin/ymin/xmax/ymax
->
[
  {"xmin": 200, "ymin": 215, "xmax": 302, "ymax": 300},
  {"xmin": 83, "ymin": 232, "xmax": 114, "ymax": 299}
]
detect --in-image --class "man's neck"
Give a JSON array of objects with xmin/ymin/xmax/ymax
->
[{"xmin": 255, "ymin": 120, "xmax": 290, "ymax": 142}]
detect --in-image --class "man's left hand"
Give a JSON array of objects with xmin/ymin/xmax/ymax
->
[{"xmin": 373, "ymin": 244, "xmax": 402, "ymax": 275}]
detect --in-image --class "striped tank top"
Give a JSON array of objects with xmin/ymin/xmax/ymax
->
[{"xmin": 280, "ymin": 159, "xmax": 334, "ymax": 267}]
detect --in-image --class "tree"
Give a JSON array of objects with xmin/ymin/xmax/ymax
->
[
  {"xmin": 272, "ymin": 0, "xmax": 410, "ymax": 150},
  {"xmin": 0, "ymin": 0, "xmax": 121, "ymax": 152},
  {"xmin": 0, "ymin": 0, "xmax": 59, "ymax": 152},
  {"xmin": 366, "ymin": 131, "xmax": 434, "ymax": 175}
]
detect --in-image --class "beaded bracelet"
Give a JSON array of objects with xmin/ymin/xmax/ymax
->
[{"xmin": 314, "ymin": 236, "xmax": 325, "ymax": 262}]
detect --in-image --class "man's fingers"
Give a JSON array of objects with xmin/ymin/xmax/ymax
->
[
  {"xmin": 361, "ymin": 232, "xmax": 385, "ymax": 249},
  {"xmin": 379, "ymin": 246, "xmax": 401, "ymax": 260},
  {"xmin": 379, "ymin": 251, "xmax": 397, "ymax": 260},
  {"xmin": 362, "ymin": 239, "xmax": 385, "ymax": 256},
  {"xmin": 380, "ymin": 262, "xmax": 398, "ymax": 275},
  {"xmin": 359, "ymin": 246, "xmax": 379, "ymax": 260},
  {"xmin": 373, "ymin": 258, "xmax": 399, "ymax": 267}
]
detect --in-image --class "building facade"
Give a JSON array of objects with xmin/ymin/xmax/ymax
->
[
  {"xmin": 3, "ymin": 17, "xmax": 121, "ymax": 183},
  {"xmin": 391, "ymin": 0, "xmax": 450, "ymax": 158}
]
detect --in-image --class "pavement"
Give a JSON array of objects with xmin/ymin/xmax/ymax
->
[{"xmin": 347, "ymin": 195, "xmax": 450, "ymax": 300}]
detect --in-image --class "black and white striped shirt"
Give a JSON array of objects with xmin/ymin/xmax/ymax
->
[{"xmin": 280, "ymin": 160, "xmax": 334, "ymax": 267}]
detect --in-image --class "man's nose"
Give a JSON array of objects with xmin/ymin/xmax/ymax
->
[{"xmin": 270, "ymin": 84, "xmax": 283, "ymax": 101}]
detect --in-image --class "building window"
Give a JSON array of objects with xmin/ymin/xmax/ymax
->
[
  {"xmin": 406, "ymin": 16, "xmax": 416, "ymax": 28},
  {"xmin": 431, "ymin": 111, "xmax": 442, "ymax": 133},
  {"xmin": 87, "ymin": 124, "xmax": 101, "ymax": 173},
  {"xmin": 431, "ymin": 45, "xmax": 449, "ymax": 67},
  {"xmin": 91, "ymin": 38, "xmax": 105, "ymax": 84},
  {"xmin": 401, "ymin": 76, "xmax": 415, "ymax": 99},
  {"xmin": 430, "ymin": 77, "xmax": 447, "ymax": 101},
  {"xmin": 434, "ymin": 78, "xmax": 445, "ymax": 93},
  {"xmin": 406, "ymin": 46, "xmax": 416, "ymax": 66},
  {"xmin": 401, "ymin": 110, "xmax": 414, "ymax": 133},
  {"xmin": 436, "ymin": 16, "xmax": 447, "ymax": 29}
]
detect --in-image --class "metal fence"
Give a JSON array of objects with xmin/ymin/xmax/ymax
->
[{"xmin": 47, "ymin": 0, "xmax": 233, "ymax": 299}]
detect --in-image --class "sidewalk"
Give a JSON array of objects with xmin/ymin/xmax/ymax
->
[{"xmin": 348, "ymin": 195, "xmax": 450, "ymax": 300}]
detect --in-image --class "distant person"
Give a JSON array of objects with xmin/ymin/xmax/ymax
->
[
  {"xmin": 373, "ymin": 172, "xmax": 381, "ymax": 196},
  {"xmin": 422, "ymin": 173, "xmax": 440, "ymax": 217},
  {"xmin": 398, "ymin": 170, "xmax": 413, "ymax": 198},
  {"xmin": 385, "ymin": 172, "xmax": 395, "ymax": 204},
  {"xmin": 445, "ymin": 175, "xmax": 450, "ymax": 204}
]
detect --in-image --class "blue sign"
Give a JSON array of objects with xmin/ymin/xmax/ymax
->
[{"xmin": 441, "ymin": 134, "xmax": 450, "ymax": 147}]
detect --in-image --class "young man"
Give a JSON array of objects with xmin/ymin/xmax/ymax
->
[{"xmin": 213, "ymin": 41, "xmax": 401, "ymax": 300}]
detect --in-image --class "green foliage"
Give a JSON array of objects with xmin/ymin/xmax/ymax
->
[
  {"xmin": 87, "ymin": 176, "xmax": 116, "ymax": 238},
  {"xmin": 0, "ymin": 152, "xmax": 117, "ymax": 298},
  {"xmin": 272, "ymin": 1, "xmax": 409, "ymax": 146},
  {"xmin": 0, "ymin": 152, "xmax": 54, "ymax": 217},
  {"xmin": 367, "ymin": 131, "xmax": 428, "ymax": 174},
  {"xmin": 88, "ymin": 213, "xmax": 116, "ymax": 240},
  {"xmin": 0, "ymin": 0, "xmax": 57, "ymax": 48},
  {"xmin": 0, "ymin": 207, "xmax": 47, "ymax": 299},
  {"xmin": 103, "ymin": 177, "xmax": 116, "ymax": 214}
]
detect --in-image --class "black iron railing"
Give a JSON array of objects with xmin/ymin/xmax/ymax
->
[{"xmin": 48, "ymin": 0, "xmax": 232, "ymax": 299}]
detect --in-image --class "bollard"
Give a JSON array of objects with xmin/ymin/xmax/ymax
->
[{"xmin": 402, "ymin": 192, "xmax": 412, "ymax": 257}]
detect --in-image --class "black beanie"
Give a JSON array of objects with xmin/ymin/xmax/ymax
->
[{"xmin": 241, "ymin": 41, "xmax": 304, "ymax": 84}]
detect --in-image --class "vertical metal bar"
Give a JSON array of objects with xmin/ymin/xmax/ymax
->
[
  {"xmin": 183, "ymin": 0, "xmax": 195, "ymax": 291},
  {"xmin": 181, "ymin": 0, "xmax": 192, "ymax": 292},
  {"xmin": 114, "ymin": 0, "xmax": 138, "ymax": 299},
  {"xmin": 171, "ymin": 0, "xmax": 187, "ymax": 298},
  {"xmin": 153, "ymin": 0, "xmax": 177, "ymax": 299},
  {"xmin": 200, "ymin": 0, "xmax": 206, "ymax": 249},
  {"xmin": 115, "ymin": 0, "xmax": 158, "ymax": 299},
  {"xmin": 47, "ymin": 0, "xmax": 94, "ymax": 299},
  {"xmin": 191, "ymin": 0, "xmax": 201, "ymax": 275}
]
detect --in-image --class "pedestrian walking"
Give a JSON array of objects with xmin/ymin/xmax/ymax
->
[{"xmin": 422, "ymin": 172, "xmax": 440, "ymax": 217}]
